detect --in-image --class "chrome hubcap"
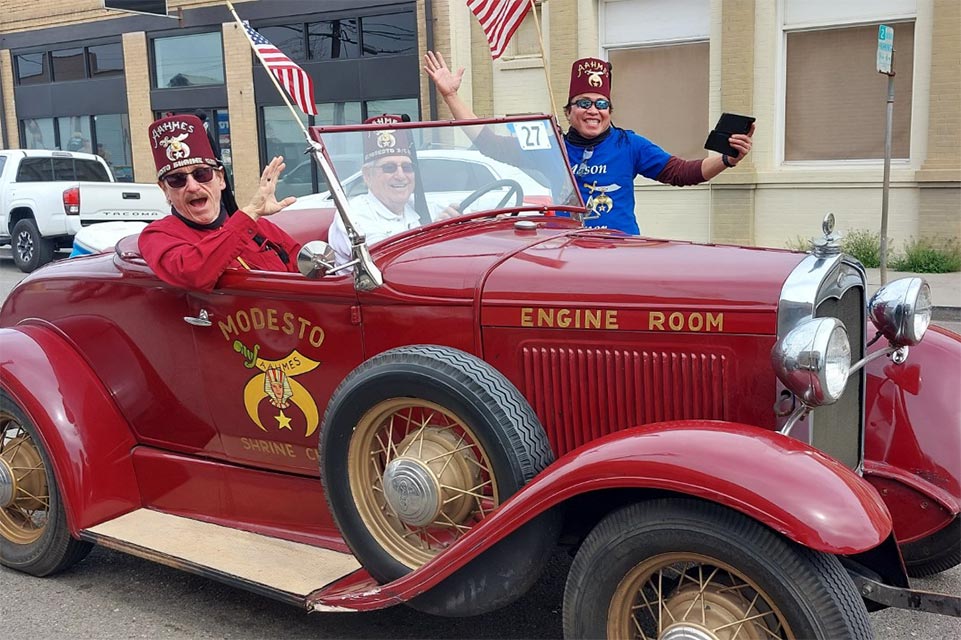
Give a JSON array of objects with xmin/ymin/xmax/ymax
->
[
  {"xmin": 0, "ymin": 457, "xmax": 14, "ymax": 507},
  {"xmin": 662, "ymin": 625, "xmax": 718, "ymax": 640},
  {"xmin": 383, "ymin": 457, "xmax": 440, "ymax": 527}
]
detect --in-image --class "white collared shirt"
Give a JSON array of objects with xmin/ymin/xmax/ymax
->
[{"xmin": 329, "ymin": 192, "xmax": 423, "ymax": 265}]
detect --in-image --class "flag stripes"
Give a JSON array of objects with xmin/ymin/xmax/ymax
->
[
  {"xmin": 467, "ymin": 0, "xmax": 532, "ymax": 60},
  {"xmin": 242, "ymin": 21, "xmax": 318, "ymax": 116}
]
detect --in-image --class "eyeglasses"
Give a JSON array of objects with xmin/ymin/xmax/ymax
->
[
  {"xmin": 376, "ymin": 161, "xmax": 415, "ymax": 175},
  {"xmin": 570, "ymin": 98, "xmax": 611, "ymax": 111},
  {"xmin": 162, "ymin": 166, "xmax": 216, "ymax": 189}
]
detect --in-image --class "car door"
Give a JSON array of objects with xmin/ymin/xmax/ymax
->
[{"xmin": 187, "ymin": 268, "xmax": 364, "ymax": 475}]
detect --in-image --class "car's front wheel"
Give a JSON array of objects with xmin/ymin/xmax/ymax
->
[
  {"xmin": 320, "ymin": 345, "xmax": 560, "ymax": 616},
  {"xmin": 0, "ymin": 390, "xmax": 92, "ymax": 576},
  {"xmin": 11, "ymin": 219, "xmax": 56, "ymax": 273},
  {"xmin": 563, "ymin": 499, "xmax": 872, "ymax": 640}
]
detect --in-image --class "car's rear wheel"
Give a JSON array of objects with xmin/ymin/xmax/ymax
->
[
  {"xmin": 563, "ymin": 499, "xmax": 872, "ymax": 640},
  {"xmin": 0, "ymin": 390, "xmax": 92, "ymax": 576},
  {"xmin": 321, "ymin": 345, "xmax": 559, "ymax": 616},
  {"xmin": 12, "ymin": 219, "xmax": 56, "ymax": 273},
  {"xmin": 901, "ymin": 517, "xmax": 960, "ymax": 577}
]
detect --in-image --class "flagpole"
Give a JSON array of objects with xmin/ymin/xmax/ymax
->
[
  {"xmin": 527, "ymin": 0, "xmax": 559, "ymax": 119},
  {"xmin": 223, "ymin": 0, "xmax": 382, "ymax": 289},
  {"xmin": 224, "ymin": 0, "xmax": 309, "ymax": 136}
]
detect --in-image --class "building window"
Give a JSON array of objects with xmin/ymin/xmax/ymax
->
[
  {"xmin": 315, "ymin": 101, "xmax": 363, "ymax": 126},
  {"xmin": 89, "ymin": 43, "xmax": 124, "ymax": 78},
  {"xmin": 361, "ymin": 12, "xmax": 416, "ymax": 56},
  {"xmin": 608, "ymin": 43, "xmax": 710, "ymax": 160},
  {"xmin": 365, "ymin": 97, "xmax": 419, "ymax": 122},
  {"xmin": 264, "ymin": 106, "xmax": 311, "ymax": 198},
  {"xmin": 502, "ymin": 4, "xmax": 542, "ymax": 59},
  {"xmin": 259, "ymin": 24, "xmax": 307, "ymax": 61},
  {"xmin": 15, "ymin": 53, "xmax": 48, "ymax": 85},
  {"xmin": 785, "ymin": 22, "xmax": 914, "ymax": 161},
  {"xmin": 94, "ymin": 114, "xmax": 133, "ymax": 181},
  {"xmin": 308, "ymin": 19, "xmax": 360, "ymax": 60},
  {"xmin": 59, "ymin": 116, "xmax": 92, "ymax": 153},
  {"xmin": 153, "ymin": 32, "xmax": 224, "ymax": 88},
  {"xmin": 22, "ymin": 118, "xmax": 56, "ymax": 149},
  {"xmin": 52, "ymin": 47, "xmax": 86, "ymax": 82}
]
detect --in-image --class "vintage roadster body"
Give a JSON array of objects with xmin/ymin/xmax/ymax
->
[{"xmin": 1, "ymin": 116, "xmax": 958, "ymax": 639}]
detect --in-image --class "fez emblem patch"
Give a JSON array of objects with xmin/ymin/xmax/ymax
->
[
  {"xmin": 577, "ymin": 60, "xmax": 608, "ymax": 88},
  {"xmin": 160, "ymin": 133, "xmax": 191, "ymax": 161},
  {"xmin": 377, "ymin": 130, "xmax": 397, "ymax": 149}
]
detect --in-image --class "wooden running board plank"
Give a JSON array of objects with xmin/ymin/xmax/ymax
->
[{"xmin": 85, "ymin": 509, "xmax": 360, "ymax": 599}]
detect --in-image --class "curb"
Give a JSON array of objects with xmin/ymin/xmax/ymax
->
[{"xmin": 933, "ymin": 306, "xmax": 961, "ymax": 322}]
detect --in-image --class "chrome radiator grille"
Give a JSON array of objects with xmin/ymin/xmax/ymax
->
[
  {"xmin": 813, "ymin": 284, "xmax": 866, "ymax": 469},
  {"xmin": 521, "ymin": 346, "xmax": 730, "ymax": 454}
]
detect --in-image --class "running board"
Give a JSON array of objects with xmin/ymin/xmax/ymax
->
[{"xmin": 82, "ymin": 509, "xmax": 361, "ymax": 610}]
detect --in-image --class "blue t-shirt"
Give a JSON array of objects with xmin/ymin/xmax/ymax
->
[{"xmin": 565, "ymin": 127, "xmax": 670, "ymax": 234}]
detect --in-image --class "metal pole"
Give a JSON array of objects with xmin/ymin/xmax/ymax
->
[{"xmin": 880, "ymin": 72, "xmax": 894, "ymax": 285}]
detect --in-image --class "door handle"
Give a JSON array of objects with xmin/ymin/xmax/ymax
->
[{"xmin": 184, "ymin": 308, "xmax": 212, "ymax": 327}]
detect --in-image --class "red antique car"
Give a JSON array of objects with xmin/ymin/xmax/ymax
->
[{"xmin": 1, "ymin": 116, "xmax": 958, "ymax": 639}]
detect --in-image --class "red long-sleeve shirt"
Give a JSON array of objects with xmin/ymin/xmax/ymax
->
[{"xmin": 139, "ymin": 210, "xmax": 301, "ymax": 292}]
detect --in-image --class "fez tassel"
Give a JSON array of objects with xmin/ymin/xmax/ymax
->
[{"xmin": 467, "ymin": 0, "xmax": 532, "ymax": 60}]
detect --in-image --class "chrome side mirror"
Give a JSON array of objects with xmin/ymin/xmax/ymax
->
[{"xmin": 297, "ymin": 241, "xmax": 337, "ymax": 279}]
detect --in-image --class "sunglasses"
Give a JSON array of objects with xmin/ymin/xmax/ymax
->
[
  {"xmin": 162, "ymin": 166, "xmax": 217, "ymax": 189},
  {"xmin": 570, "ymin": 98, "xmax": 611, "ymax": 111},
  {"xmin": 376, "ymin": 161, "xmax": 415, "ymax": 175}
]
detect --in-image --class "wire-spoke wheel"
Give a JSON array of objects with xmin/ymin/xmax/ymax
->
[
  {"xmin": 608, "ymin": 553, "xmax": 791, "ymax": 639},
  {"xmin": 564, "ymin": 499, "xmax": 872, "ymax": 640},
  {"xmin": 322, "ymin": 345, "xmax": 560, "ymax": 616},
  {"xmin": 0, "ymin": 390, "xmax": 91, "ymax": 576},
  {"xmin": 348, "ymin": 398, "xmax": 499, "ymax": 567},
  {"xmin": 0, "ymin": 417, "xmax": 50, "ymax": 545}
]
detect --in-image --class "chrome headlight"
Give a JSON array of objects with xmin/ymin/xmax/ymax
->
[
  {"xmin": 868, "ymin": 277, "xmax": 931, "ymax": 346},
  {"xmin": 772, "ymin": 317, "xmax": 851, "ymax": 406}
]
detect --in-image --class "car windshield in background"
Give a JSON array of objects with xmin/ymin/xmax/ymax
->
[{"xmin": 308, "ymin": 117, "xmax": 581, "ymax": 219}]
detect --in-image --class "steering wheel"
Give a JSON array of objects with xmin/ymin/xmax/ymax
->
[{"xmin": 457, "ymin": 179, "xmax": 524, "ymax": 214}]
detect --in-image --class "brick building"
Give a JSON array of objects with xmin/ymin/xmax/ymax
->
[{"xmin": 1, "ymin": 0, "xmax": 958, "ymax": 248}]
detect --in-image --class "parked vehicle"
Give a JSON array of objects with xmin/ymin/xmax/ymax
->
[
  {"xmin": 1, "ymin": 116, "xmax": 958, "ymax": 639},
  {"xmin": 0, "ymin": 149, "xmax": 167, "ymax": 272}
]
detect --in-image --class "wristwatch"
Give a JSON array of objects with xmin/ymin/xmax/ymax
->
[{"xmin": 721, "ymin": 154, "xmax": 735, "ymax": 168}]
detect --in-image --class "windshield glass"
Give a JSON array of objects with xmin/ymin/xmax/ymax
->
[{"xmin": 308, "ymin": 116, "xmax": 581, "ymax": 222}]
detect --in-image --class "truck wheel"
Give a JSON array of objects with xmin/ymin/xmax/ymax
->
[
  {"xmin": 12, "ymin": 219, "xmax": 56, "ymax": 273},
  {"xmin": 902, "ymin": 518, "xmax": 960, "ymax": 577},
  {"xmin": 0, "ymin": 390, "xmax": 92, "ymax": 576},
  {"xmin": 320, "ymin": 345, "xmax": 559, "ymax": 616},
  {"xmin": 563, "ymin": 499, "xmax": 872, "ymax": 640}
]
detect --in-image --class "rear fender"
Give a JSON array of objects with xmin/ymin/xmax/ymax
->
[
  {"xmin": 311, "ymin": 420, "xmax": 892, "ymax": 611},
  {"xmin": 0, "ymin": 325, "xmax": 140, "ymax": 534},
  {"xmin": 865, "ymin": 326, "xmax": 961, "ymax": 542}
]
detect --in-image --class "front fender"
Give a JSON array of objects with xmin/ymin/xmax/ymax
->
[
  {"xmin": 311, "ymin": 420, "xmax": 891, "ymax": 611},
  {"xmin": 865, "ymin": 326, "xmax": 961, "ymax": 542},
  {"xmin": 0, "ymin": 325, "xmax": 140, "ymax": 534}
]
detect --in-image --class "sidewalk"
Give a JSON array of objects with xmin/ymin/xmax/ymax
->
[{"xmin": 863, "ymin": 268, "xmax": 961, "ymax": 321}]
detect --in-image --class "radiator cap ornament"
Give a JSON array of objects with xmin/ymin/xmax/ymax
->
[{"xmin": 812, "ymin": 212, "xmax": 842, "ymax": 257}]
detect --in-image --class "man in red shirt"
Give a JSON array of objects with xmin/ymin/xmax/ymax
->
[{"xmin": 139, "ymin": 114, "xmax": 301, "ymax": 291}]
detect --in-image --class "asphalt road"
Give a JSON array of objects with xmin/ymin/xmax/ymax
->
[{"xmin": 0, "ymin": 252, "xmax": 958, "ymax": 639}]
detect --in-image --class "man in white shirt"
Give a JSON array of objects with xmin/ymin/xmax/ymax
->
[{"xmin": 329, "ymin": 115, "xmax": 425, "ymax": 264}]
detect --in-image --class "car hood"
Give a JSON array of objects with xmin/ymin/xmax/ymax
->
[{"xmin": 379, "ymin": 219, "xmax": 806, "ymax": 334}]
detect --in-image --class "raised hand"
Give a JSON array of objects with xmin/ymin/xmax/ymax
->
[
  {"xmin": 244, "ymin": 156, "xmax": 297, "ymax": 220},
  {"xmin": 424, "ymin": 50, "xmax": 465, "ymax": 98}
]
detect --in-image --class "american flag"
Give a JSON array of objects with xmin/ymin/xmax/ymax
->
[
  {"xmin": 467, "ymin": 0, "xmax": 533, "ymax": 60},
  {"xmin": 242, "ymin": 21, "xmax": 318, "ymax": 116}
]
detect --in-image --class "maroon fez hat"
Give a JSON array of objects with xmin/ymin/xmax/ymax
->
[
  {"xmin": 148, "ymin": 114, "xmax": 218, "ymax": 180},
  {"xmin": 363, "ymin": 114, "xmax": 413, "ymax": 164},
  {"xmin": 568, "ymin": 57, "xmax": 613, "ymax": 103}
]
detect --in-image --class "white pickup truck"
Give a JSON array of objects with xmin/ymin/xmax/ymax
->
[{"xmin": 0, "ymin": 149, "xmax": 167, "ymax": 272}]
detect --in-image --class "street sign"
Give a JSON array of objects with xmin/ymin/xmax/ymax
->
[
  {"xmin": 103, "ymin": 1, "xmax": 168, "ymax": 17},
  {"xmin": 877, "ymin": 24, "xmax": 894, "ymax": 75}
]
